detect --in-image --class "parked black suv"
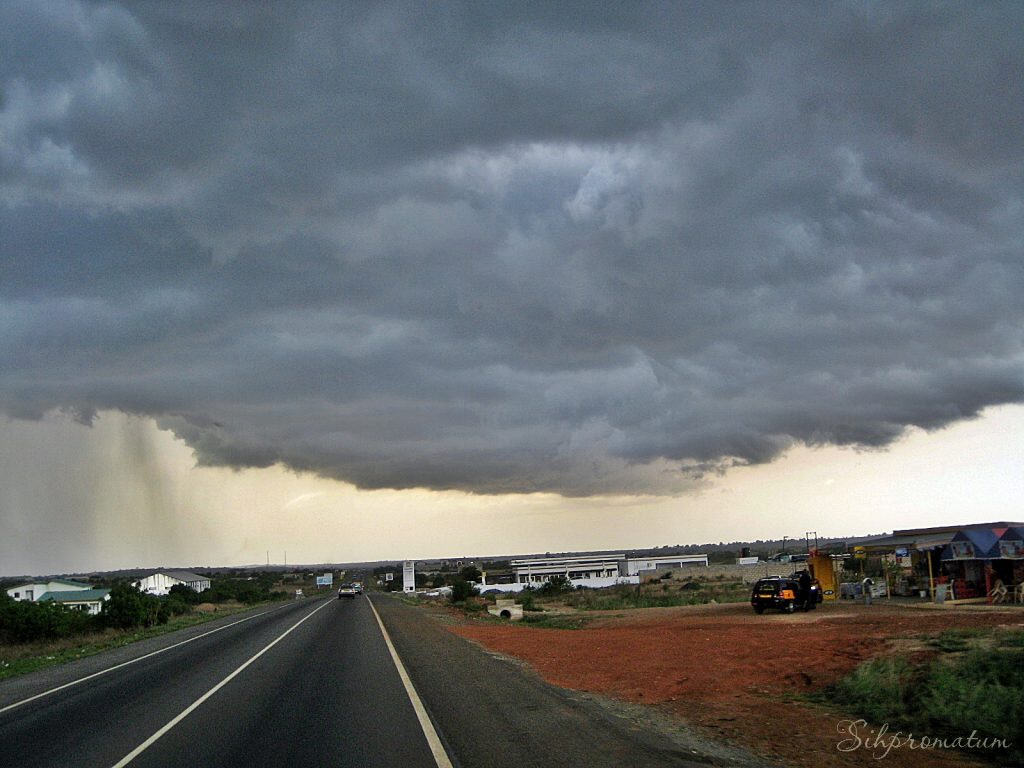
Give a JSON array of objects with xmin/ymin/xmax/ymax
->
[{"xmin": 751, "ymin": 576, "xmax": 808, "ymax": 614}]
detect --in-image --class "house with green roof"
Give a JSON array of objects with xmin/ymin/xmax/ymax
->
[
  {"xmin": 37, "ymin": 589, "xmax": 111, "ymax": 615},
  {"xmin": 5, "ymin": 579, "xmax": 93, "ymax": 603}
]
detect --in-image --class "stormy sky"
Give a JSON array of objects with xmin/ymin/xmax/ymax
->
[{"xmin": 1, "ymin": 3, "xmax": 1023, "ymax": 571}]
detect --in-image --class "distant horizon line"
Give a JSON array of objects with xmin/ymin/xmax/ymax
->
[{"xmin": 0, "ymin": 531, "xmax": 893, "ymax": 580}]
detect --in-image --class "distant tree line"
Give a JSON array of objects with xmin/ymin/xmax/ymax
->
[{"xmin": 0, "ymin": 575, "xmax": 289, "ymax": 644}]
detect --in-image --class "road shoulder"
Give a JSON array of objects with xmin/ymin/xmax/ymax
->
[{"xmin": 370, "ymin": 593, "xmax": 770, "ymax": 768}]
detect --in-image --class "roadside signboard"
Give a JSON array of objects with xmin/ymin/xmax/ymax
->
[
  {"xmin": 403, "ymin": 560, "xmax": 416, "ymax": 592},
  {"xmin": 316, "ymin": 573, "xmax": 333, "ymax": 587}
]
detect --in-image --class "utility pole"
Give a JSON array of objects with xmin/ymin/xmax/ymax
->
[{"xmin": 805, "ymin": 531, "xmax": 818, "ymax": 553}]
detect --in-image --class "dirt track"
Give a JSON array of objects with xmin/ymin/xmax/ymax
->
[{"xmin": 452, "ymin": 601, "xmax": 1024, "ymax": 767}]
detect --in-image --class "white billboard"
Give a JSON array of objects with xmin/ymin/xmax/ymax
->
[{"xmin": 403, "ymin": 560, "xmax": 416, "ymax": 592}]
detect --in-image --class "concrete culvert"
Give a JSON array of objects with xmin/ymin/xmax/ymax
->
[{"xmin": 487, "ymin": 598, "xmax": 523, "ymax": 621}]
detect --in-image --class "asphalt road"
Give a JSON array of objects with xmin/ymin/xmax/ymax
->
[
  {"xmin": 0, "ymin": 596, "xmax": 440, "ymax": 768},
  {"xmin": 0, "ymin": 594, "xmax": 748, "ymax": 768}
]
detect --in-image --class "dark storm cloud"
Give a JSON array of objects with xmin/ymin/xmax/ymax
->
[{"xmin": 2, "ymin": 1, "xmax": 1022, "ymax": 495}]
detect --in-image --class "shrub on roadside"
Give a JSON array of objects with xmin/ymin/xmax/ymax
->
[
  {"xmin": 449, "ymin": 579, "xmax": 478, "ymax": 603},
  {"xmin": 538, "ymin": 575, "xmax": 573, "ymax": 596},
  {"xmin": 0, "ymin": 592, "xmax": 96, "ymax": 643},
  {"xmin": 103, "ymin": 583, "xmax": 161, "ymax": 630},
  {"xmin": 830, "ymin": 632, "xmax": 1024, "ymax": 765},
  {"xmin": 168, "ymin": 583, "xmax": 202, "ymax": 605}
]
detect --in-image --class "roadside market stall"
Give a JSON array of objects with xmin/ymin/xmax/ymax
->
[{"xmin": 940, "ymin": 526, "xmax": 1024, "ymax": 603}]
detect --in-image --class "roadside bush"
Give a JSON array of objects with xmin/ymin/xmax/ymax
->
[
  {"xmin": 449, "ymin": 579, "xmax": 478, "ymax": 603},
  {"xmin": 831, "ymin": 656, "xmax": 914, "ymax": 723},
  {"xmin": 206, "ymin": 577, "xmax": 282, "ymax": 604},
  {"xmin": 830, "ymin": 633, "xmax": 1024, "ymax": 765},
  {"xmin": 168, "ymin": 583, "xmax": 201, "ymax": 605},
  {"xmin": 163, "ymin": 596, "xmax": 191, "ymax": 617},
  {"xmin": 538, "ymin": 575, "xmax": 573, "ymax": 596},
  {"xmin": 0, "ymin": 593, "xmax": 96, "ymax": 643},
  {"xmin": 103, "ymin": 583, "xmax": 161, "ymax": 630},
  {"xmin": 517, "ymin": 592, "xmax": 541, "ymax": 612}
]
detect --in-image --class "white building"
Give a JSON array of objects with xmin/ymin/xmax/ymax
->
[
  {"xmin": 479, "ymin": 551, "xmax": 709, "ymax": 593},
  {"xmin": 38, "ymin": 589, "xmax": 110, "ymax": 615},
  {"xmin": 477, "ymin": 555, "xmax": 637, "ymax": 593},
  {"xmin": 134, "ymin": 570, "xmax": 211, "ymax": 596},
  {"xmin": 623, "ymin": 554, "xmax": 709, "ymax": 575},
  {"xmin": 6, "ymin": 579, "xmax": 93, "ymax": 602},
  {"xmin": 514, "ymin": 554, "xmax": 626, "ymax": 584},
  {"xmin": 5, "ymin": 580, "xmax": 109, "ymax": 615}
]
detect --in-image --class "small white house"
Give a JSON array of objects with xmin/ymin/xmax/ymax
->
[
  {"xmin": 134, "ymin": 570, "xmax": 211, "ymax": 596},
  {"xmin": 38, "ymin": 589, "xmax": 111, "ymax": 615},
  {"xmin": 6, "ymin": 579, "xmax": 93, "ymax": 603}
]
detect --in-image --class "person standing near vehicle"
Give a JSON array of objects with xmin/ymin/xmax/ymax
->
[
  {"xmin": 862, "ymin": 576, "xmax": 873, "ymax": 606},
  {"xmin": 798, "ymin": 569, "xmax": 812, "ymax": 610}
]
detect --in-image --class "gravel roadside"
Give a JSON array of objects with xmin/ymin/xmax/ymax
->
[{"xmin": 370, "ymin": 593, "xmax": 773, "ymax": 768}]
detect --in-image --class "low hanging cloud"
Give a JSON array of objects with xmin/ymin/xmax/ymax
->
[{"xmin": 1, "ymin": 2, "xmax": 1022, "ymax": 496}]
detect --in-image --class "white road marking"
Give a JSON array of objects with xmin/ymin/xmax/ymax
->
[
  {"xmin": 367, "ymin": 596, "xmax": 455, "ymax": 768},
  {"xmin": 110, "ymin": 598, "xmax": 334, "ymax": 767},
  {"xmin": 0, "ymin": 605, "xmax": 288, "ymax": 716}
]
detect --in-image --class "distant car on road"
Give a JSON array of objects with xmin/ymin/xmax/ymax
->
[
  {"xmin": 751, "ymin": 576, "xmax": 807, "ymax": 614},
  {"xmin": 338, "ymin": 584, "xmax": 357, "ymax": 599},
  {"xmin": 352, "ymin": 582, "xmax": 363, "ymax": 594}
]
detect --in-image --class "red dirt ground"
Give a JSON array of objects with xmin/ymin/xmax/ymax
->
[{"xmin": 451, "ymin": 602, "xmax": 1024, "ymax": 767}]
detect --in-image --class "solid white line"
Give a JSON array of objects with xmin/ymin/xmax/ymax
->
[
  {"xmin": 0, "ymin": 605, "xmax": 288, "ymax": 716},
  {"xmin": 367, "ymin": 596, "xmax": 455, "ymax": 768},
  {"xmin": 110, "ymin": 598, "xmax": 334, "ymax": 768}
]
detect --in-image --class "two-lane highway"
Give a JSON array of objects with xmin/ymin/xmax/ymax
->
[{"xmin": 0, "ymin": 596, "xmax": 445, "ymax": 768}]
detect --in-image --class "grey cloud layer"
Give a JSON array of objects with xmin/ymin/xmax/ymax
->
[{"xmin": 2, "ymin": 2, "xmax": 1022, "ymax": 494}]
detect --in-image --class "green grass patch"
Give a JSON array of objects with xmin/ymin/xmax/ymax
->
[
  {"xmin": 520, "ymin": 613, "xmax": 597, "ymax": 630},
  {"xmin": 828, "ymin": 630, "xmax": 1024, "ymax": 765},
  {"xmin": 926, "ymin": 627, "xmax": 991, "ymax": 653}
]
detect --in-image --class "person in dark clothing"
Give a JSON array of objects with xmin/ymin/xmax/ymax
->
[{"xmin": 798, "ymin": 569, "xmax": 812, "ymax": 610}]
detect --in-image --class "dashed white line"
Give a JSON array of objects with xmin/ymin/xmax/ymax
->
[
  {"xmin": 110, "ymin": 598, "xmax": 335, "ymax": 767},
  {"xmin": 367, "ymin": 596, "xmax": 455, "ymax": 768}
]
